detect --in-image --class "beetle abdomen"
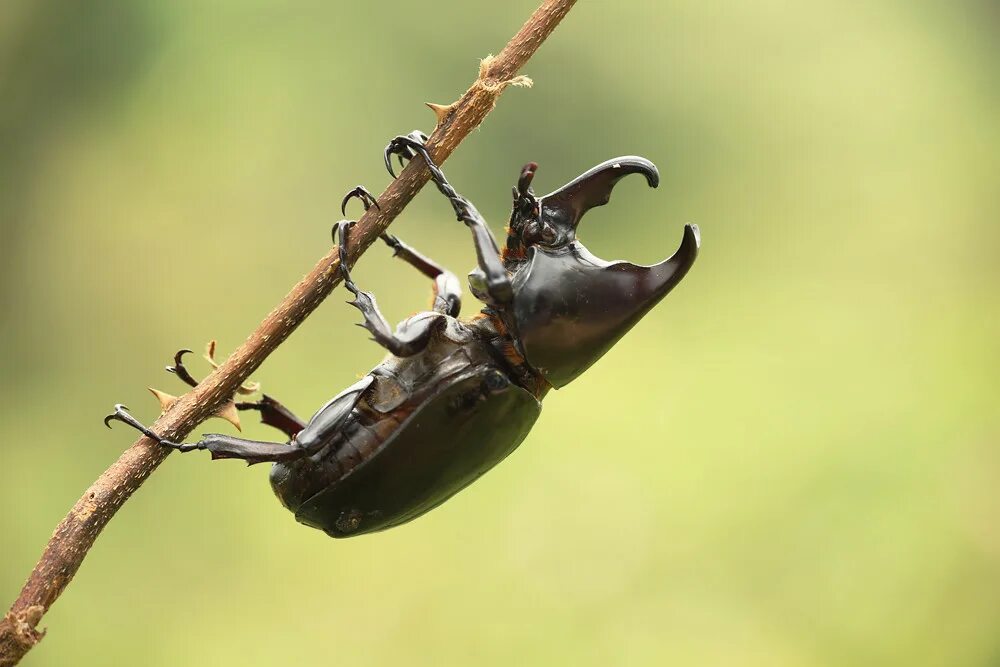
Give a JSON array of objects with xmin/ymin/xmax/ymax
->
[{"xmin": 292, "ymin": 369, "xmax": 541, "ymax": 537}]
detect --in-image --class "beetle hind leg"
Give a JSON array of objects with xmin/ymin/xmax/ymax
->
[
  {"xmin": 234, "ymin": 395, "xmax": 306, "ymax": 439},
  {"xmin": 166, "ymin": 349, "xmax": 307, "ymax": 438},
  {"xmin": 104, "ymin": 404, "xmax": 306, "ymax": 466}
]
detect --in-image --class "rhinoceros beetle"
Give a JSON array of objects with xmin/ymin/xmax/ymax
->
[{"xmin": 106, "ymin": 131, "xmax": 700, "ymax": 538}]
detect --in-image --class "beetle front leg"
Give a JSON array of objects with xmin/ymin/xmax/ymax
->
[{"xmin": 385, "ymin": 132, "xmax": 513, "ymax": 305}]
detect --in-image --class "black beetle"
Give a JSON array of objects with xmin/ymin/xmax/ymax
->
[{"xmin": 106, "ymin": 132, "xmax": 700, "ymax": 538}]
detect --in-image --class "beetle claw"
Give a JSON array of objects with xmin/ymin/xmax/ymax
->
[
  {"xmin": 165, "ymin": 349, "xmax": 198, "ymax": 388},
  {"xmin": 383, "ymin": 131, "xmax": 430, "ymax": 178},
  {"xmin": 104, "ymin": 404, "xmax": 164, "ymax": 442},
  {"xmin": 334, "ymin": 219, "xmax": 358, "ymax": 282},
  {"xmin": 104, "ymin": 404, "xmax": 129, "ymax": 429},
  {"xmin": 103, "ymin": 404, "xmax": 196, "ymax": 450},
  {"xmin": 383, "ymin": 148, "xmax": 397, "ymax": 178},
  {"xmin": 340, "ymin": 186, "xmax": 380, "ymax": 216},
  {"xmin": 166, "ymin": 344, "xmax": 258, "ymax": 395}
]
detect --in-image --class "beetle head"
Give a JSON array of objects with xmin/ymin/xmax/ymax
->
[
  {"xmin": 502, "ymin": 156, "xmax": 700, "ymax": 388},
  {"xmin": 504, "ymin": 157, "xmax": 661, "ymax": 261}
]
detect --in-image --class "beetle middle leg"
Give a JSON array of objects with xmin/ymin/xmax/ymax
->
[
  {"xmin": 167, "ymin": 349, "xmax": 306, "ymax": 438},
  {"xmin": 341, "ymin": 185, "xmax": 462, "ymax": 317},
  {"xmin": 103, "ymin": 404, "xmax": 304, "ymax": 464},
  {"xmin": 335, "ymin": 219, "xmax": 444, "ymax": 357},
  {"xmin": 381, "ymin": 233, "xmax": 462, "ymax": 317}
]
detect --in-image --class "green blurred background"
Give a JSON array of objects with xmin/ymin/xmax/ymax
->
[{"xmin": 2, "ymin": 1, "xmax": 998, "ymax": 665}]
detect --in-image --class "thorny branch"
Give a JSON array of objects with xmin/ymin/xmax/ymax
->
[{"xmin": 0, "ymin": 1, "xmax": 577, "ymax": 663}]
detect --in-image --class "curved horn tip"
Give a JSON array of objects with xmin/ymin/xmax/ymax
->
[
  {"xmin": 639, "ymin": 160, "xmax": 660, "ymax": 189},
  {"xmin": 685, "ymin": 223, "xmax": 701, "ymax": 249},
  {"xmin": 614, "ymin": 156, "xmax": 659, "ymax": 188}
]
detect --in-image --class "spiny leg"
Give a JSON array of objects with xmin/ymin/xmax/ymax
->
[
  {"xmin": 384, "ymin": 132, "xmax": 512, "ymax": 305},
  {"xmin": 340, "ymin": 185, "xmax": 462, "ymax": 317},
  {"xmin": 105, "ymin": 375, "xmax": 374, "ymax": 466},
  {"xmin": 335, "ymin": 218, "xmax": 441, "ymax": 357},
  {"xmin": 104, "ymin": 404, "xmax": 306, "ymax": 465},
  {"xmin": 167, "ymin": 349, "xmax": 306, "ymax": 438}
]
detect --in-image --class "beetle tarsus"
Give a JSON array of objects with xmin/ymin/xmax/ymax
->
[
  {"xmin": 334, "ymin": 219, "xmax": 360, "ymax": 290},
  {"xmin": 165, "ymin": 349, "xmax": 199, "ymax": 388},
  {"xmin": 383, "ymin": 130, "xmax": 429, "ymax": 178},
  {"xmin": 164, "ymin": 349, "xmax": 306, "ymax": 438},
  {"xmin": 384, "ymin": 131, "xmax": 480, "ymax": 226},
  {"xmin": 384, "ymin": 131, "xmax": 513, "ymax": 305},
  {"xmin": 103, "ymin": 404, "xmax": 186, "ymax": 449},
  {"xmin": 104, "ymin": 404, "xmax": 306, "ymax": 462},
  {"xmin": 340, "ymin": 186, "xmax": 380, "ymax": 216},
  {"xmin": 337, "ymin": 184, "xmax": 402, "ymax": 253}
]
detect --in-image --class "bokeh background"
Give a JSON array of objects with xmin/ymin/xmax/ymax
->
[{"xmin": 2, "ymin": 1, "xmax": 998, "ymax": 665}]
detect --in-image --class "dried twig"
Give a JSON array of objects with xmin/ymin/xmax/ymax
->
[{"xmin": 0, "ymin": 1, "xmax": 577, "ymax": 663}]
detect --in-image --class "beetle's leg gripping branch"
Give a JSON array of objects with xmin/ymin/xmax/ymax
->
[
  {"xmin": 103, "ymin": 404, "xmax": 307, "ymax": 465},
  {"xmin": 384, "ymin": 132, "xmax": 513, "ymax": 305},
  {"xmin": 340, "ymin": 184, "xmax": 462, "ymax": 317},
  {"xmin": 384, "ymin": 132, "xmax": 484, "ymax": 225},
  {"xmin": 335, "ymin": 219, "xmax": 440, "ymax": 357},
  {"xmin": 166, "ymin": 349, "xmax": 306, "ymax": 438}
]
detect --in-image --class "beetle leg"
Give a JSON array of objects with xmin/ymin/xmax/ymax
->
[
  {"xmin": 234, "ymin": 395, "xmax": 307, "ymax": 439},
  {"xmin": 104, "ymin": 404, "xmax": 306, "ymax": 465},
  {"xmin": 382, "ymin": 130, "xmax": 429, "ymax": 178},
  {"xmin": 339, "ymin": 183, "xmax": 461, "ymax": 315},
  {"xmin": 340, "ymin": 185, "xmax": 380, "ymax": 216},
  {"xmin": 335, "ymin": 218, "xmax": 441, "ymax": 357},
  {"xmin": 381, "ymin": 234, "xmax": 462, "ymax": 317},
  {"xmin": 384, "ymin": 132, "xmax": 513, "ymax": 305},
  {"xmin": 105, "ymin": 377, "xmax": 374, "ymax": 466},
  {"xmin": 165, "ymin": 348, "xmax": 200, "ymax": 388},
  {"xmin": 166, "ymin": 349, "xmax": 306, "ymax": 438}
]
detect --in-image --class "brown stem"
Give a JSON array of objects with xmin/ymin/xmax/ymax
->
[{"xmin": 0, "ymin": 1, "xmax": 577, "ymax": 664}]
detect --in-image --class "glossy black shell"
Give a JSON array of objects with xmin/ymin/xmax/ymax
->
[
  {"xmin": 510, "ymin": 224, "xmax": 699, "ymax": 387},
  {"xmin": 269, "ymin": 320, "xmax": 542, "ymax": 538}
]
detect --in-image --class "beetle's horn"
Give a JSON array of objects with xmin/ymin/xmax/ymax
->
[
  {"xmin": 648, "ymin": 222, "xmax": 700, "ymax": 297},
  {"xmin": 538, "ymin": 156, "xmax": 659, "ymax": 233},
  {"xmin": 517, "ymin": 162, "xmax": 538, "ymax": 197}
]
